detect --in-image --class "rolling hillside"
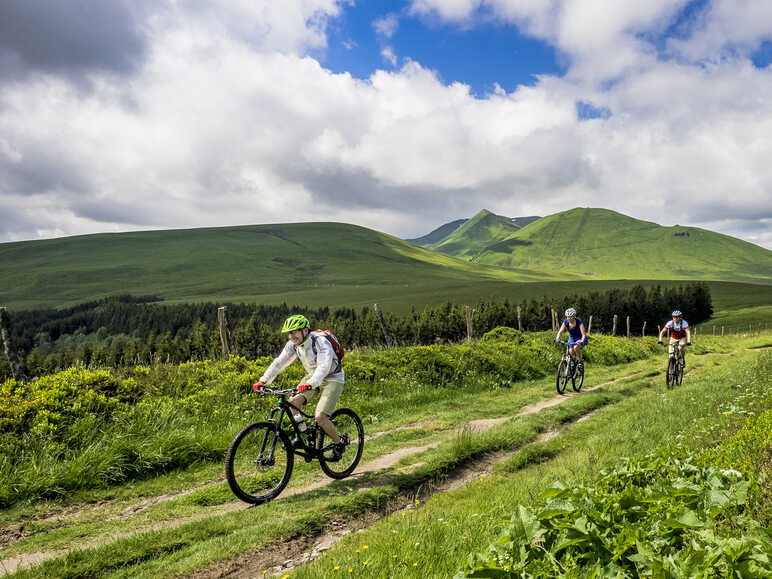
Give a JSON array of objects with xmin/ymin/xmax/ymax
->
[
  {"xmin": 410, "ymin": 210, "xmax": 540, "ymax": 258},
  {"xmin": 420, "ymin": 208, "xmax": 772, "ymax": 284},
  {"xmin": 0, "ymin": 222, "xmax": 568, "ymax": 311}
]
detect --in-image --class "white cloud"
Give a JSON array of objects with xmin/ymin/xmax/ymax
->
[
  {"xmin": 0, "ymin": 0, "xmax": 771, "ymax": 251},
  {"xmin": 373, "ymin": 14, "xmax": 400, "ymax": 39}
]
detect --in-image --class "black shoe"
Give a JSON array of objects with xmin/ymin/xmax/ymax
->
[{"xmin": 330, "ymin": 442, "xmax": 346, "ymax": 461}]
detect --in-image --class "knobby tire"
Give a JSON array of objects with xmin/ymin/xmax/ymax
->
[
  {"xmin": 319, "ymin": 408, "xmax": 364, "ymax": 479},
  {"xmin": 556, "ymin": 359, "xmax": 569, "ymax": 395},
  {"xmin": 572, "ymin": 363, "xmax": 584, "ymax": 392},
  {"xmin": 225, "ymin": 421, "xmax": 294, "ymax": 504}
]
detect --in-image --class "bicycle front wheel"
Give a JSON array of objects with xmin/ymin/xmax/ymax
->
[
  {"xmin": 572, "ymin": 364, "xmax": 584, "ymax": 392},
  {"xmin": 676, "ymin": 357, "xmax": 685, "ymax": 385},
  {"xmin": 225, "ymin": 421, "xmax": 294, "ymax": 505},
  {"xmin": 319, "ymin": 408, "xmax": 364, "ymax": 479},
  {"xmin": 556, "ymin": 359, "xmax": 569, "ymax": 394},
  {"xmin": 666, "ymin": 358, "xmax": 676, "ymax": 388}
]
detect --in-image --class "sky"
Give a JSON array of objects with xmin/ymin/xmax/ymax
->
[{"xmin": 1, "ymin": 1, "xmax": 771, "ymax": 250}]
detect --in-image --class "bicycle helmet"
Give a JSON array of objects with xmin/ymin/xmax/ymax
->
[
  {"xmin": 281, "ymin": 314, "xmax": 310, "ymax": 333},
  {"xmin": 565, "ymin": 308, "xmax": 577, "ymax": 318},
  {"xmin": 671, "ymin": 310, "xmax": 682, "ymax": 317}
]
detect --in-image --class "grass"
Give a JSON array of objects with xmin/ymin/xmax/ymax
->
[
  {"xmin": 2, "ymin": 333, "xmax": 769, "ymax": 577},
  {"xmin": 1, "ymin": 212, "xmax": 769, "ymax": 312}
]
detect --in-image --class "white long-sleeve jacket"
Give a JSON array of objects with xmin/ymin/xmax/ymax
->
[{"xmin": 259, "ymin": 331, "xmax": 344, "ymax": 387}]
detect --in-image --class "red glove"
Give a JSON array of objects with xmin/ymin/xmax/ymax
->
[
  {"xmin": 297, "ymin": 383, "xmax": 312, "ymax": 392},
  {"xmin": 252, "ymin": 381, "xmax": 266, "ymax": 392}
]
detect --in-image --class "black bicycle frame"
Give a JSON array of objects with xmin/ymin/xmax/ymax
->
[{"xmin": 265, "ymin": 394, "xmax": 334, "ymax": 462}]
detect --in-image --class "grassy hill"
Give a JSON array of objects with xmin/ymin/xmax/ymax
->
[
  {"xmin": 412, "ymin": 210, "xmax": 540, "ymax": 258},
  {"xmin": 0, "ymin": 222, "xmax": 569, "ymax": 311},
  {"xmin": 405, "ymin": 218, "xmax": 468, "ymax": 246},
  {"xmin": 471, "ymin": 208, "xmax": 772, "ymax": 284}
]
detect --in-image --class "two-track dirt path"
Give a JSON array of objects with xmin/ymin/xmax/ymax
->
[{"xmin": 0, "ymin": 365, "xmax": 658, "ymax": 576}]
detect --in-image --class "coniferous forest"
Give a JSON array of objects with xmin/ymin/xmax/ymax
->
[{"xmin": 1, "ymin": 283, "xmax": 712, "ymax": 380}]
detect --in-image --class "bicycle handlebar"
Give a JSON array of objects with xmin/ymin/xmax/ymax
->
[{"xmin": 256, "ymin": 386, "xmax": 317, "ymax": 396}]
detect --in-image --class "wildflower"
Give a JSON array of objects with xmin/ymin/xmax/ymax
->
[
  {"xmin": 334, "ymin": 565, "xmax": 340, "ymax": 571},
  {"xmin": 721, "ymin": 468, "xmax": 743, "ymax": 478},
  {"xmin": 413, "ymin": 562, "xmax": 418, "ymax": 567},
  {"xmin": 415, "ymin": 499, "xmax": 420, "ymax": 505},
  {"xmin": 348, "ymin": 568, "xmax": 353, "ymax": 574},
  {"xmin": 363, "ymin": 561, "xmax": 368, "ymax": 566},
  {"xmin": 362, "ymin": 545, "xmax": 369, "ymax": 550},
  {"xmin": 282, "ymin": 575, "xmax": 290, "ymax": 579},
  {"xmin": 393, "ymin": 554, "xmax": 398, "ymax": 559}
]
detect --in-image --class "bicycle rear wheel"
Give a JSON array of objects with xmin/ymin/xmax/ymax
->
[
  {"xmin": 225, "ymin": 421, "xmax": 294, "ymax": 504},
  {"xmin": 556, "ymin": 359, "xmax": 569, "ymax": 394},
  {"xmin": 319, "ymin": 408, "xmax": 364, "ymax": 479},
  {"xmin": 572, "ymin": 363, "xmax": 584, "ymax": 392}
]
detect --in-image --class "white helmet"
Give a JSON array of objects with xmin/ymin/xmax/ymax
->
[
  {"xmin": 565, "ymin": 308, "xmax": 577, "ymax": 318},
  {"xmin": 671, "ymin": 310, "xmax": 682, "ymax": 317}
]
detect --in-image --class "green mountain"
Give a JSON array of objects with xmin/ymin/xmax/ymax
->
[
  {"xmin": 412, "ymin": 210, "xmax": 540, "ymax": 258},
  {"xmin": 0, "ymin": 222, "xmax": 568, "ymax": 311},
  {"xmin": 406, "ymin": 218, "xmax": 467, "ymax": 246},
  {"xmin": 472, "ymin": 208, "xmax": 772, "ymax": 283}
]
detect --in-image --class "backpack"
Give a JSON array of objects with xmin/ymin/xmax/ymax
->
[{"xmin": 310, "ymin": 329, "xmax": 345, "ymax": 371}]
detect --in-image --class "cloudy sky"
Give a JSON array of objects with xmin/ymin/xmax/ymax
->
[{"xmin": 1, "ymin": 0, "xmax": 771, "ymax": 249}]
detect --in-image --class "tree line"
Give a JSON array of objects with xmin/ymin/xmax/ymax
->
[{"xmin": 1, "ymin": 283, "xmax": 712, "ymax": 380}]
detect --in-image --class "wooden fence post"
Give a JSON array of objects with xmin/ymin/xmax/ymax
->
[
  {"xmin": 551, "ymin": 309, "xmax": 557, "ymax": 332},
  {"xmin": 516, "ymin": 305, "xmax": 522, "ymax": 332},
  {"xmin": 721, "ymin": 326, "xmax": 724, "ymax": 337},
  {"xmin": 642, "ymin": 321, "xmax": 647, "ymax": 337},
  {"xmin": 0, "ymin": 307, "xmax": 26, "ymax": 382},
  {"xmin": 373, "ymin": 304, "xmax": 392, "ymax": 347},
  {"xmin": 657, "ymin": 324, "xmax": 661, "ymax": 338},
  {"xmin": 626, "ymin": 316, "xmax": 630, "ymax": 338},
  {"xmin": 587, "ymin": 315, "xmax": 593, "ymax": 334},
  {"xmin": 218, "ymin": 306, "xmax": 231, "ymax": 360},
  {"xmin": 612, "ymin": 314, "xmax": 618, "ymax": 336},
  {"xmin": 465, "ymin": 306, "xmax": 474, "ymax": 342}
]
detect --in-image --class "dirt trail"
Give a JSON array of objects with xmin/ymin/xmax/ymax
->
[{"xmin": 0, "ymin": 367, "xmax": 649, "ymax": 575}]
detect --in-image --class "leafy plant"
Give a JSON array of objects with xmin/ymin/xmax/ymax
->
[{"xmin": 458, "ymin": 453, "xmax": 771, "ymax": 578}]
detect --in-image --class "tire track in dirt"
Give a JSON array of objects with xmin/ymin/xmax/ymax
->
[{"xmin": 0, "ymin": 368, "xmax": 648, "ymax": 575}]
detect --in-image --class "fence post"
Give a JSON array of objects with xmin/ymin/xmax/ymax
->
[
  {"xmin": 713, "ymin": 326, "xmax": 715, "ymax": 336},
  {"xmin": 587, "ymin": 315, "xmax": 592, "ymax": 334},
  {"xmin": 551, "ymin": 309, "xmax": 557, "ymax": 332},
  {"xmin": 516, "ymin": 305, "xmax": 522, "ymax": 332},
  {"xmin": 218, "ymin": 306, "xmax": 231, "ymax": 360},
  {"xmin": 642, "ymin": 321, "xmax": 647, "ymax": 337},
  {"xmin": 657, "ymin": 324, "xmax": 661, "ymax": 338},
  {"xmin": 626, "ymin": 316, "xmax": 630, "ymax": 338},
  {"xmin": 0, "ymin": 307, "xmax": 26, "ymax": 382},
  {"xmin": 612, "ymin": 314, "xmax": 618, "ymax": 336},
  {"xmin": 721, "ymin": 326, "xmax": 724, "ymax": 337},
  {"xmin": 373, "ymin": 304, "xmax": 392, "ymax": 347},
  {"xmin": 465, "ymin": 306, "xmax": 474, "ymax": 342}
]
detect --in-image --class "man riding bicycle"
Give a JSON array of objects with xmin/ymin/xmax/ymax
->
[
  {"xmin": 253, "ymin": 314, "xmax": 345, "ymax": 460},
  {"xmin": 555, "ymin": 308, "xmax": 588, "ymax": 368},
  {"xmin": 658, "ymin": 310, "xmax": 692, "ymax": 364}
]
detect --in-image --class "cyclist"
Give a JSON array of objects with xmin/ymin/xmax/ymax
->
[
  {"xmin": 554, "ymin": 308, "xmax": 588, "ymax": 369},
  {"xmin": 658, "ymin": 310, "xmax": 692, "ymax": 365},
  {"xmin": 252, "ymin": 314, "xmax": 345, "ymax": 460}
]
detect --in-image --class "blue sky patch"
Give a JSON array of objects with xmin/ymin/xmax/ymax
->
[
  {"xmin": 318, "ymin": 0, "xmax": 564, "ymax": 96},
  {"xmin": 576, "ymin": 101, "xmax": 612, "ymax": 121}
]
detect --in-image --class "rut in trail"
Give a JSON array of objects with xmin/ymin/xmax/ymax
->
[{"xmin": 0, "ymin": 367, "xmax": 651, "ymax": 575}]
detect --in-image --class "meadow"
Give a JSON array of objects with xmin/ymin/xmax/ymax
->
[{"xmin": 1, "ymin": 317, "xmax": 769, "ymax": 577}]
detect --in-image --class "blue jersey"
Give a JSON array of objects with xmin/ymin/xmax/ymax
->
[{"xmin": 563, "ymin": 318, "xmax": 584, "ymax": 341}]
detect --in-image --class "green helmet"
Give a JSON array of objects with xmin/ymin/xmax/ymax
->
[{"xmin": 281, "ymin": 314, "xmax": 310, "ymax": 333}]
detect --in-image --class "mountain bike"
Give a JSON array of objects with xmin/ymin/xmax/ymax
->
[
  {"xmin": 225, "ymin": 386, "xmax": 364, "ymax": 505},
  {"xmin": 555, "ymin": 340, "xmax": 584, "ymax": 394},
  {"xmin": 661, "ymin": 341, "xmax": 686, "ymax": 388}
]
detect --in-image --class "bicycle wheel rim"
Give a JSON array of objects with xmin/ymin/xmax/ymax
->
[
  {"xmin": 319, "ymin": 408, "xmax": 364, "ymax": 479},
  {"xmin": 556, "ymin": 360, "xmax": 568, "ymax": 394},
  {"xmin": 666, "ymin": 358, "xmax": 675, "ymax": 387},
  {"xmin": 572, "ymin": 366, "xmax": 584, "ymax": 392},
  {"xmin": 225, "ymin": 422, "xmax": 293, "ymax": 504}
]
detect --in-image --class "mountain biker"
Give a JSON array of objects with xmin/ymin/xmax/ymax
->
[
  {"xmin": 554, "ymin": 308, "xmax": 588, "ymax": 368},
  {"xmin": 658, "ymin": 310, "xmax": 692, "ymax": 365},
  {"xmin": 252, "ymin": 314, "xmax": 346, "ymax": 460}
]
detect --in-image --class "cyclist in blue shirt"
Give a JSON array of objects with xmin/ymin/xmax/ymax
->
[{"xmin": 554, "ymin": 308, "xmax": 588, "ymax": 369}]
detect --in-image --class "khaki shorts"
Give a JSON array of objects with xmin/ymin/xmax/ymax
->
[
  {"xmin": 303, "ymin": 378, "xmax": 344, "ymax": 417},
  {"xmin": 668, "ymin": 337, "xmax": 687, "ymax": 356}
]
